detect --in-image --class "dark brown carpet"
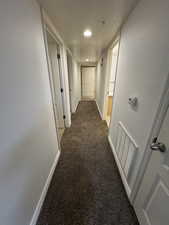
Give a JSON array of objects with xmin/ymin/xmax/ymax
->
[{"xmin": 37, "ymin": 101, "xmax": 139, "ymax": 225}]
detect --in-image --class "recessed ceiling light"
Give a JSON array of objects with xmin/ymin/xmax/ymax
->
[
  {"xmin": 86, "ymin": 58, "xmax": 89, "ymax": 62},
  {"xmin": 83, "ymin": 29, "xmax": 92, "ymax": 37}
]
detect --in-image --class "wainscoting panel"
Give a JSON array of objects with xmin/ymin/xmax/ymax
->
[
  {"xmin": 109, "ymin": 121, "xmax": 139, "ymax": 198},
  {"xmin": 116, "ymin": 122, "xmax": 138, "ymax": 180}
]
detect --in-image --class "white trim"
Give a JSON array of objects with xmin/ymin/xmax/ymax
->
[
  {"xmin": 118, "ymin": 121, "xmax": 138, "ymax": 149},
  {"xmin": 40, "ymin": 8, "xmax": 62, "ymax": 150},
  {"xmin": 102, "ymin": 51, "xmax": 112, "ymax": 120},
  {"xmin": 108, "ymin": 135, "xmax": 131, "ymax": 199},
  {"xmin": 74, "ymin": 101, "xmax": 80, "ymax": 113},
  {"xmin": 72, "ymin": 102, "xmax": 78, "ymax": 114},
  {"xmin": 103, "ymin": 38, "xmax": 121, "ymax": 120},
  {"xmin": 41, "ymin": 8, "xmax": 71, "ymax": 128},
  {"xmin": 30, "ymin": 150, "xmax": 60, "ymax": 225},
  {"xmin": 95, "ymin": 100, "xmax": 103, "ymax": 120}
]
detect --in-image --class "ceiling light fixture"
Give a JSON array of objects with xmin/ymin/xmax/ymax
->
[
  {"xmin": 86, "ymin": 58, "xmax": 89, "ymax": 62},
  {"xmin": 83, "ymin": 29, "xmax": 92, "ymax": 37}
]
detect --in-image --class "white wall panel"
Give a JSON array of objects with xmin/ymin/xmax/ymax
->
[
  {"xmin": 71, "ymin": 60, "xmax": 81, "ymax": 112},
  {"xmin": 95, "ymin": 53, "xmax": 108, "ymax": 117},
  {"xmin": 0, "ymin": 0, "xmax": 59, "ymax": 224},
  {"xmin": 116, "ymin": 122, "xmax": 138, "ymax": 179}
]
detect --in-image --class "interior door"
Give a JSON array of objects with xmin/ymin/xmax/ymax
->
[
  {"xmin": 134, "ymin": 102, "xmax": 169, "ymax": 225},
  {"xmin": 48, "ymin": 42, "xmax": 65, "ymax": 129},
  {"xmin": 81, "ymin": 67, "xmax": 96, "ymax": 100}
]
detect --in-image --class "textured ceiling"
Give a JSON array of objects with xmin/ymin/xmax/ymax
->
[{"xmin": 38, "ymin": 0, "xmax": 139, "ymax": 63}]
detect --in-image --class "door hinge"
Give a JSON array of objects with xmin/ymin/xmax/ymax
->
[
  {"xmin": 63, "ymin": 115, "xmax": 66, "ymax": 119},
  {"xmin": 61, "ymin": 88, "xmax": 63, "ymax": 93},
  {"xmin": 57, "ymin": 53, "xmax": 60, "ymax": 59}
]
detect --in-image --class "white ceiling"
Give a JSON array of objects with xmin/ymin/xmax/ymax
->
[{"xmin": 38, "ymin": 0, "xmax": 139, "ymax": 63}]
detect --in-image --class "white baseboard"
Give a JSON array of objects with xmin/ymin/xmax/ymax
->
[
  {"xmin": 95, "ymin": 100, "xmax": 103, "ymax": 120},
  {"xmin": 30, "ymin": 150, "xmax": 60, "ymax": 225},
  {"xmin": 72, "ymin": 100, "xmax": 79, "ymax": 114},
  {"xmin": 74, "ymin": 101, "xmax": 79, "ymax": 113},
  {"xmin": 108, "ymin": 135, "xmax": 131, "ymax": 199}
]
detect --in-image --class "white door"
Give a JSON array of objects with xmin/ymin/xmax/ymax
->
[
  {"xmin": 48, "ymin": 43, "xmax": 65, "ymax": 128},
  {"xmin": 134, "ymin": 96, "xmax": 169, "ymax": 225},
  {"xmin": 82, "ymin": 67, "xmax": 96, "ymax": 100}
]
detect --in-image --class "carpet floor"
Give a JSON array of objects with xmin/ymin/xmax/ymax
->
[{"xmin": 37, "ymin": 101, "xmax": 139, "ymax": 225}]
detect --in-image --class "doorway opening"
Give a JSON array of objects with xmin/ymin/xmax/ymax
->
[
  {"xmin": 44, "ymin": 28, "xmax": 66, "ymax": 142},
  {"xmin": 81, "ymin": 66, "xmax": 96, "ymax": 101},
  {"xmin": 104, "ymin": 41, "xmax": 120, "ymax": 127}
]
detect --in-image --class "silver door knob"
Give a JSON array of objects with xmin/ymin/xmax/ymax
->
[{"xmin": 150, "ymin": 138, "xmax": 166, "ymax": 153}]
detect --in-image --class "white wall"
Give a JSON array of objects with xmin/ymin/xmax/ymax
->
[
  {"xmin": 78, "ymin": 64, "xmax": 82, "ymax": 103},
  {"xmin": 0, "ymin": 0, "xmax": 60, "ymax": 224},
  {"xmin": 95, "ymin": 53, "xmax": 109, "ymax": 118},
  {"xmin": 109, "ymin": 0, "xmax": 169, "ymax": 189},
  {"xmin": 72, "ymin": 61, "xmax": 81, "ymax": 113},
  {"xmin": 67, "ymin": 52, "xmax": 73, "ymax": 113},
  {"xmin": 96, "ymin": 61, "xmax": 101, "ymax": 104},
  {"xmin": 66, "ymin": 53, "xmax": 81, "ymax": 114}
]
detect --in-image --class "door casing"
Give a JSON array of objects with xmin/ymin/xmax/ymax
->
[
  {"xmin": 41, "ymin": 20, "xmax": 66, "ymax": 148},
  {"xmin": 104, "ymin": 40, "xmax": 120, "ymax": 128}
]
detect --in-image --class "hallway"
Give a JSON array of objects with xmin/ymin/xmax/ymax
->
[{"xmin": 37, "ymin": 101, "xmax": 139, "ymax": 225}]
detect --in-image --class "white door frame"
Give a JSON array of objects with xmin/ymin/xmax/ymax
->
[
  {"xmin": 45, "ymin": 26, "xmax": 66, "ymax": 126},
  {"xmin": 131, "ymin": 73, "xmax": 169, "ymax": 203},
  {"xmin": 41, "ymin": 16, "xmax": 61, "ymax": 150},
  {"xmin": 102, "ymin": 36, "xmax": 120, "ymax": 127},
  {"xmin": 40, "ymin": 7, "xmax": 71, "ymax": 128}
]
